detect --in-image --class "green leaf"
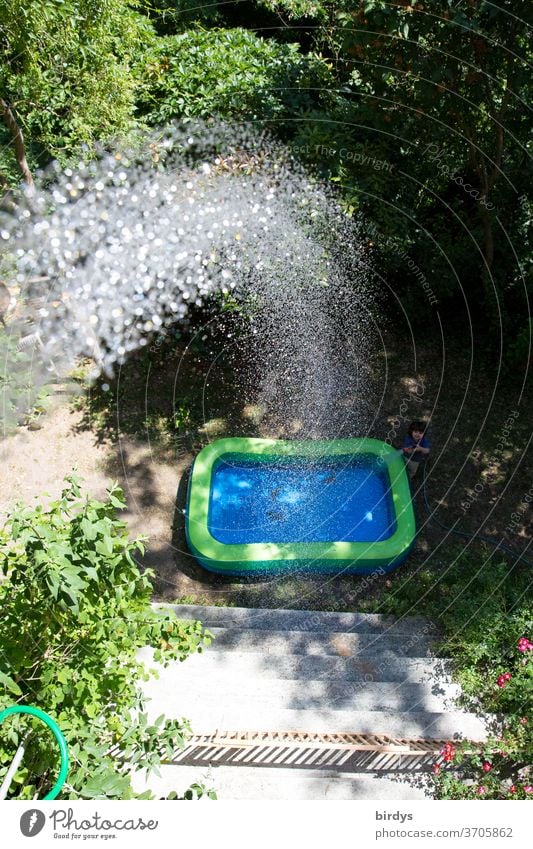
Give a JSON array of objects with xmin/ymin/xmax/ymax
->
[
  {"xmin": 0, "ymin": 671, "xmax": 22, "ymax": 696},
  {"xmin": 95, "ymin": 535, "xmax": 114, "ymax": 557},
  {"xmin": 82, "ymin": 770, "xmax": 130, "ymax": 798},
  {"xmin": 80, "ymin": 518, "xmax": 97, "ymax": 541}
]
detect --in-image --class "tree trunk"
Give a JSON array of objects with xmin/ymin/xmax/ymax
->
[
  {"xmin": 0, "ymin": 99, "xmax": 33, "ymax": 187},
  {"xmin": 479, "ymin": 207, "xmax": 494, "ymax": 272}
]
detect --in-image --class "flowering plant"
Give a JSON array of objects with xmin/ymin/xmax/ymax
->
[
  {"xmin": 433, "ymin": 635, "xmax": 532, "ymax": 799},
  {"xmin": 375, "ymin": 554, "xmax": 531, "ymax": 800}
]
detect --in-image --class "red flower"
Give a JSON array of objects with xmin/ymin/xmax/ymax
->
[
  {"xmin": 509, "ymin": 785, "xmax": 516, "ymax": 794},
  {"xmin": 517, "ymin": 637, "xmax": 532, "ymax": 652},
  {"xmin": 482, "ymin": 761, "xmax": 492, "ymax": 772},
  {"xmin": 432, "ymin": 763, "xmax": 440, "ymax": 774},
  {"xmin": 440, "ymin": 742, "xmax": 456, "ymax": 762}
]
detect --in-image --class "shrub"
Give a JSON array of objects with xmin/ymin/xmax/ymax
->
[
  {"xmin": 0, "ymin": 476, "xmax": 212, "ymax": 799},
  {"xmin": 134, "ymin": 28, "xmax": 333, "ymax": 124},
  {"xmin": 0, "ymin": 330, "xmax": 52, "ymax": 434},
  {"xmin": 375, "ymin": 553, "xmax": 532, "ymax": 799}
]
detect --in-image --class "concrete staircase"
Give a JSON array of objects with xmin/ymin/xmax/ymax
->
[{"xmin": 134, "ymin": 605, "xmax": 487, "ymax": 800}]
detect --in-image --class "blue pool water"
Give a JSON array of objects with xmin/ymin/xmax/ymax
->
[{"xmin": 208, "ymin": 455, "xmax": 396, "ymax": 544}]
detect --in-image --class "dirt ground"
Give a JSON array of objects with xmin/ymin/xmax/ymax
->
[{"xmin": 1, "ymin": 325, "xmax": 530, "ymax": 612}]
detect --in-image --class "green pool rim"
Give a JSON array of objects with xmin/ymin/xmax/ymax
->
[{"xmin": 185, "ymin": 437, "xmax": 416, "ymax": 576}]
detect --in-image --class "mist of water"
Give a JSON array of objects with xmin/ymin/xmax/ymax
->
[{"xmin": 1, "ymin": 122, "xmax": 376, "ymax": 437}]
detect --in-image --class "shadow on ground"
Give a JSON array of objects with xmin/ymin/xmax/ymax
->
[{"xmin": 67, "ymin": 324, "xmax": 533, "ymax": 611}]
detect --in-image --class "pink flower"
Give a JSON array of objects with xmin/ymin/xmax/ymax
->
[
  {"xmin": 517, "ymin": 637, "xmax": 532, "ymax": 652},
  {"xmin": 504, "ymin": 672, "xmax": 512, "ymax": 681},
  {"xmin": 482, "ymin": 761, "xmax": 492, "ymax": 773},
  {"xmin": 524, "ymin": 786, "xmax": 533, "ymax": 794},
  {"xmin": 477, "ymin": 786, "xmax": 487, "ymax": 795},
  {"xmin": 440, "ymin": 742, "xmax": 456, "ymax": 762},
  {"xmin": 520, "ymin": 717, "xmax": 528, "ymax": 725}
]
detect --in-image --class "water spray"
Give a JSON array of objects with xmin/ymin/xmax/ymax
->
[{"xmin": 1, "ymin": 122, "xmax": 376, "ymax": 436}]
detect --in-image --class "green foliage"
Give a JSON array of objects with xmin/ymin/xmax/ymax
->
[
  {"xmin": 139, "ymin": 0, "xmax": 227, "ymax": 32},
  {"xmin": 262, "ymin": 0, "xmax": 531, "ymax": 338},
  {"xmin": 134, "ymin": 28, "xmax": 333, "ymax": 124},
  {"xmin": 256, "ymin": 0, "xmax": 327, "ymax": 18},
  {"xmin": 0, "ymin": 330, "xmax": 52, "ymax": 434},
  {"xmin": 70, "ymin": 343, "xmax": 205, "ymax": 449},
  {"xmin": 375, "ymin": 551, "xmax": 532, "ymax": 799},
  {"xmin": 347, "ymin": 1, "xmax": 532, "ymax": 328},
  {"xmin": 173, "ymin": 400, "xmax": 193, "ymax": 434},
  {"xmin": 0, "ymin": 0, "xmax": 155, "ymax": 184},
  {"xmin": 0, "ymin": 476, "xmax": 212, "ymax": 799},
  {"xmin": 1, "ymin": 0, "xmax": 530, "ymax": 355}
]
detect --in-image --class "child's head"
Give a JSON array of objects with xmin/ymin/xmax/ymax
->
[{"xmin": 408, "ymin": 420, "xmax": 427, "ymax": 439}]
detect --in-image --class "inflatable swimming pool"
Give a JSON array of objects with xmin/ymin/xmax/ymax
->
[{"xmin": 185, "ymin": 437, "xmax": 415, "ymax": 576}]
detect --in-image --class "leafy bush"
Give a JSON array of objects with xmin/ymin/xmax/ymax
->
[
  {"xmin": 0, "ymin": 330, "xmax": 52, "ymax": 434},
  {"xmin": 0, "ymin": 0, "xmax": 155, "ymax": 183},
  {"xmin": 375, "ymin": 553, "xmax": 532, "ymax": 799},
  {"xmin": 139, "ymin": 0, "xmax": 227, "ymax": 31},
  {"xmin": 0, "ymin": 476, "xmax": 212, "ymax": 799},
  {"xmin": 134, "ymin": 28, "xmax": 333, "ymax": 124}
]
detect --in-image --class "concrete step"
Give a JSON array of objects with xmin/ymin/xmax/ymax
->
[
  {"xmin": 194, "ymin": 626, "xmax": 437, "ymax": 658},
  {"xmin": 138, "ymin": 602, "xmax": 489, "ymax": 802},
  {"xmin": 141, "ymin": 646, "xmax": 453, "ymax": 684},
  {"xmin": 132, "ymin": 764, "xmax": 431, "ymax": 800},
  {"xmin": 143, "ymin": 699, "xmax": 486, "ymax": 740},
  {"xmin": 166, "ymin": 603, "xmax": 436, "ymax": 637},
  {"xmin": 145, "ymin": 670, "xmax": 461, "ymax": 713}
]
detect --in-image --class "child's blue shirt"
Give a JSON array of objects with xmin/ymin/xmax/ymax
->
[{"xmin": 403, "ymin": 435, "xmax": 430, "ymax": 462}]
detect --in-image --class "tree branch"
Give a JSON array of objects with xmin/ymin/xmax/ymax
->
[{"xmin": 0, "ymin": 98, "xmax": 33, "ymax": 187}]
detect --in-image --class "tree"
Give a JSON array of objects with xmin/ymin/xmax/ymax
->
[
  {"xmin": 0, "ymin": 98, "xmax": 33, "ymax": 186},
  {"xmin": 334, "ymin": 1, "xmax": 531, "ymax": 317},
  {"xmin": 0, "ymin": 0, "xmax": 154, "ymax": 185},
  {"xmin": 247, "ymin": 1, "xmax": 532, "ymax": 345}
]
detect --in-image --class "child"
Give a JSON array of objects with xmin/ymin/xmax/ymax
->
[{"xmin": 403, "ymin": 420, "xmax": 430, "ymax": 479}]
